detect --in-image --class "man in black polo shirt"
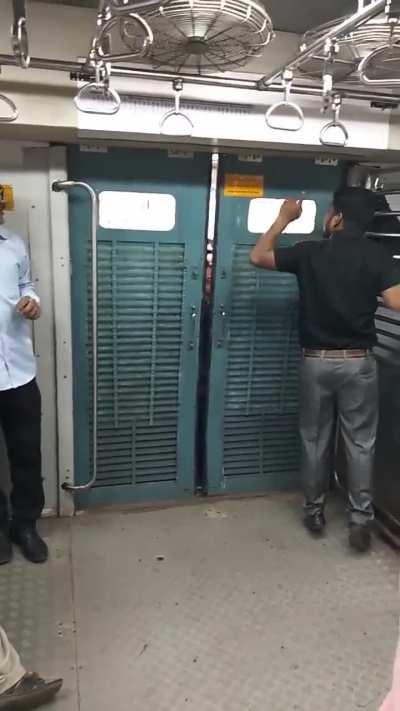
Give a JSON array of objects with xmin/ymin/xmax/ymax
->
[{"xmin": 250, "ymin": 187, "xmax": 400, "ymax": 552}]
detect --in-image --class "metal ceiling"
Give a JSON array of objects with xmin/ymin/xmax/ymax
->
[{"xmin": 31, "ymin": 0, "xmax": 358, "ymax": 34}]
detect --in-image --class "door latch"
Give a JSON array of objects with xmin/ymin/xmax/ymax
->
[
  {"xmin": 188, "ymin": 304, "xmax": 198, "ymax": 350},
  {"xmin": 217, "ymin": 304, "xmax": 227, "ymax": 348}
]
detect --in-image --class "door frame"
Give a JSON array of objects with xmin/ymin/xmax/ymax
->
[{"xmin": 49, "ymin": 146, "xmax": 75, "ymax": 516}]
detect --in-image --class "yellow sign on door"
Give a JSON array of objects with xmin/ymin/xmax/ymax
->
[
  {"xmin": 0, "ymin": 185, "xmax": 15, "ymax": 211},
  {"xmin": 224, "ymin": 173, "xmax": 264, "ymax": 198}
]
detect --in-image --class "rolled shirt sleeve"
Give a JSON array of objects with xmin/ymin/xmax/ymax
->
[{"xmin": 18, "ymin": 244, "xmax": 40, "ymax": 303}]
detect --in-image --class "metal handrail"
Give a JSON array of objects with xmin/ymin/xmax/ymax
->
[
  {"xmin": 0, "ymin": 93, "xmax": 19, "ymax": 123},
  {"xmin": 265, "ymin": 70, "xmax": 304, "ymax": 132},
  {"xmin": 110, "ymin": 0, "xmax": 161, "ymax": 8},
  {"xmin": 366, "ymin": 230, "xmax": 400, "ymax": 235},
  {"xmin": 52, "ymin": 180, "xmax": 99, "ymax": 493},
  {"xmin": 359, "ymin": 43, "xmax": 400, "ymax": 85},
  {"xmin": 1, "ymin": 51, "xmax": 400, "ymax": 105},
  {"xmin": 370, "ymin": 165, "xmax": 400, "ymax": 174}
]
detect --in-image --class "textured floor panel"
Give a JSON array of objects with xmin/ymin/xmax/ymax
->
[
  {"xmin": 0, "ymin": 519, "xmax": 77, "ymax": 710},
  {"xmin": 71, "ymin": 496, "xmax": 399, "ymax": 711},
  {"xmin": 0, "ymin": 497, "xmax": 398, "ymax": 711}
]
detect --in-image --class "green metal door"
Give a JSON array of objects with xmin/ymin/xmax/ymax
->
[
  {"xmin": 206, "ymin": 154, "xmax": 344, "ymax": 495},
  {"xmin": 68, "ymin": 146, "xmax": 209, "ymax": 506}
]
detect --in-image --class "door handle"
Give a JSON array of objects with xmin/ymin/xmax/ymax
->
[
  {"xmin": 188, "ymin": 304, "xmax": 199, "ymax": 350},
  {"xmin": 217, "ymin": 304, "xmax": 227, "ymax": 348}
]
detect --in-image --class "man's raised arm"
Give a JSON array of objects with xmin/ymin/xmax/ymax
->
[{"xmin": 250, "ymin": 199, "xmax": 303, "ymax": 271}]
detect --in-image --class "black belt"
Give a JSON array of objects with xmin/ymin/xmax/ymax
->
[{"xmin": 303, "ymin": 348, "xmax": 369, "ymax": 359}]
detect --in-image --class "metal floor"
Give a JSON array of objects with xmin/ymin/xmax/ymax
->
[{"xmin": 0, "ymin": 494, "xmax": 399, "ymax": 711}]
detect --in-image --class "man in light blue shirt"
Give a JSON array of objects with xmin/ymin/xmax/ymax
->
[{"xmin": 0, "ymin": 196, "xmax": 47, "ymax": 565}]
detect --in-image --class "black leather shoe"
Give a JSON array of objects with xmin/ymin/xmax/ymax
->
[
  {"xmin": 0, "ymin": 672, "xmax": 62, "ymax": 709},
  {"xmin": 0, "ymin": 528, "xmax": 12, "ymax": 565},
  {"xmin": 10, "ymin": 524, "xmax": 48, "ymax": 564},
  {"xmin": 304, "ymin": 511, "xmax": 326, "ymax": 535},
  {"xmin": 349, "ymin": 524, "xmax": 371, "ymax": 553}
]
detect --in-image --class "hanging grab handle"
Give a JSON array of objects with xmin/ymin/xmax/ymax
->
[
  {"xmin": 265, "ymin": 69, "xmax": 304, "ymax": 132},
  {"xmin": 94, "ymin": 13, "xmax": 153, "ymax": 63},
  {"xmin": 75, "ymin": 84, "xmax": 121, "ymax": 115},
  {"xmin": 0, "ymin": 94, "xmax": 19, "ymax": 123},
  {"xmin": 11, "ymin": 0, "xmax": 30, "ymax": 68},
  {"xmin": 160, "ymin": 79, "xmax": 194, "ymax": 137},
  {"xmin": 319, "ymin": 94, "xmax": 349, "ymax": 147},
  {"xmin": 74, "ymin": 62, "xmax": 121, "ymax": 115}
]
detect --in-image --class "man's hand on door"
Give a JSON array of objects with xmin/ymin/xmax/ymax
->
[{"xmin": 279, "ymin": 199, "xmax": 303, "ymax": 224}]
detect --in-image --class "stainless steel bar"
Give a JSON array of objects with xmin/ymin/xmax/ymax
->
[
  {"xmin": 0, "ymin": 51, "xmax": 400, "ymax": 103},
  {"xmin": 370, "ymin": 165, "xmax": 400, "ymax": 174},
  {"xmin": 109, "ymin": 66, "xmax": 400, "ymax": 102},
  {"xmin": 52, "ymin": 179, "xmax": 99, "ymax": 493},
  {"xmin": 206, "ymin": 152, "xmax": 219, "ymax": 243},
  {"xmin": 0, "ymin": 54, "xmax": 82, "ymax": 72},
  {"xmin": 375, "ymin": 210, "xmax": 400, "ymax": 215},
  {"xmin": 374, "ymin": 188, "xmax": 400, "ymax": 194},
  {"xmin": 257, "ymin": 0, "xmax": 387, "ymax": 88},
  {"xmin": 0, "ymin": 52, "xmax": 258, "ymax": 86},
  {"xmin": 110, "ymin": 0, "xmax": 162, "ymax": 10},
  {"xmin": 366, "ymin": 231, "xmax": 400, "ymax": 236}
]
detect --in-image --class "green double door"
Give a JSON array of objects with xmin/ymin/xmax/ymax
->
[
  {"xmin": 68, "ymin": 147, "xmax": 209, "ymax": 505},
  {"xmin": 206, "ymin": 155, "xmax": 343, "ymax": 494},
  {"xmin": 68, "ymin": 147, "xmax": 343, "ymax": 505}
]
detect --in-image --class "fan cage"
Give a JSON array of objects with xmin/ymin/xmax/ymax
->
[{"xmin": 138, "ymin": 0, "xmax": 274, "ymax": 74}]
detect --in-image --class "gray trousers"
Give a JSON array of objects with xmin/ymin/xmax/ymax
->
[{"xmin": 300, "ymin": 352, "xmax": 378, "ymax": 525}]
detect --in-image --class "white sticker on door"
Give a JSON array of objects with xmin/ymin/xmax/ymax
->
[{"xmin": 99, "ymin": 191, "xmax": 176, "ymax": 231}]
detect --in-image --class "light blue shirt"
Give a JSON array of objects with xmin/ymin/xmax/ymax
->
[{"xmin": 0, "ymin": 226, "xmax": 39, "ymax": 391}]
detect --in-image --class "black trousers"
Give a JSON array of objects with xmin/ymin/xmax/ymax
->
[{"xmin": 0, "ymin": 379, "xmax": 44, "ymax": 526}]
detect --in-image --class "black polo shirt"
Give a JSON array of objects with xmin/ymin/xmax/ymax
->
[{"xmin": 275, "ymin": 227, "xmax": 400, "ymax": 349}]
